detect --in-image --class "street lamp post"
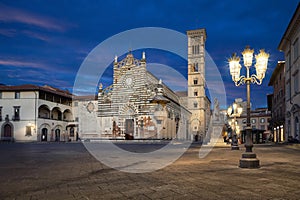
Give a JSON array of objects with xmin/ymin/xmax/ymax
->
[
  {"xmin": 228, "ymin": 46, "xmax": 269, "ymax": 168},
  {"xmin": 227, "ymin": 102, "xmax": 243, "ymax": 150}
]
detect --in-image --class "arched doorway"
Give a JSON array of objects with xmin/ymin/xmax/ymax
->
[
  {"xmin": 4, "ymin": 124, "xmax": 12, "ymax": 138},
  {"xmin": 1, "ymin": 122, "xmax": 14, "ymax": 141},
  {"xmin": 41, "ymin": 128, "xmax": 48, "ymax": 141},
  {"xmin": 295, "ymin": 117, "xmax": 299, "ymax": 140},
  {"xmin": 55, "ymin": 129, "xmax": 60, "ymax": 142}
]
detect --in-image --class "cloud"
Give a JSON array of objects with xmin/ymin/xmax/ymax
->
[
  {"xmin": 0, "ymin": 58, "xmax": 77, "ymax": 74},
  {"xmin": 0, "ymin": 59, "xmax": 45, "ymax": 68},
  {"xmin": 22, "ymin": 30, "xmax": 51, "ymax": 42},
  {"xmin": 0, "ymin": 4, "xmax": 69, "ymax": 32},
  {"xmin": 0, "ymin": 28, "xmax": 16, "ymax": 37}
]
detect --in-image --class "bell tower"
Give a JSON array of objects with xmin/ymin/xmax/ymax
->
[{"xmin": 187, "ymin": 29, "xmax": 207, "ymax": 138}]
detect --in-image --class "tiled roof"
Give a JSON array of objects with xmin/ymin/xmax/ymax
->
[{"xmin": 0, "ymin": 84, "xmax": 73, "ymax": 98}]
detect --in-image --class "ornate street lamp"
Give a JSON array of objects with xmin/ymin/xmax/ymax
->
[
  {"xmin": 228, "ymin": 46, "xmax": 269, "ymax": 168},
  {"xmin": 227, "ymin": 103, "xmax": 243, "ymax": 150}
]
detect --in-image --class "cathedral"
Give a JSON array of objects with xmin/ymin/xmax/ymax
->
[{"xmin": 94, "ymin": 28, "xmax": 211, "ymax": 141}]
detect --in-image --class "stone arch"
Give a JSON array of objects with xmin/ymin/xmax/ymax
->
[
  {"xmin": 51, "ymin": 107, "xmax": 62, "ymax": 120},
  {"xmin": 119, "ymin": 103, "xmax": 138, "ymax": 117},
  {"xmin": 39, "ymin": 123, "xmax": 51, "ymax": 142},
  {"xmin": 63, "ymin": 109, "xmax": 73, "ymax": 122},
  {"xmin": 38, "ymin": 104, "xmax": 50, "ymax": 119},
  {"xmin": 190, "ymin": 118, "xmax": 201, "ymax": 132},
  {"xmin": 53, "ymin": 125, "xmax": 63, "ymax": 142}
]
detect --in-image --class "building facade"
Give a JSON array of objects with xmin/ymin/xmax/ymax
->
[
  {"xmin": 93, "ymin": 28, "xmax": 210, "ymax": 141},
  {"xmin": 1, "ymin": 28, "xmax": 211, "ymax": 142},
  {"xmin": 278, "ymin": 3, "xmax": 300, "ymax": 142},
  {"xmin": 0, "ymin": 85, "xmax": 76, "ymax": 142},
  {"xmin": 268, "ymin": 61, "xmax": 286, "ymax": 142},
  {"xmin": 96, "ymin": 52, "xmax": 192, "ymax": 140},
  {"xmin": 227, "ymin": 99, "xmax": 271, "ymax": 143},
  {"xmin": 187, "ymin": 29, "xmax": 208, "ymax": 138}
]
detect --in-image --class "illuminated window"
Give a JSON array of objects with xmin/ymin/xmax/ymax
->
[
  {"xmin": 13, "ymin": 106, "xmax": 20, "ymax": 121},
  {"xmin": 260, "ymin": 118, "xmax": 265, "ymax": 123}
]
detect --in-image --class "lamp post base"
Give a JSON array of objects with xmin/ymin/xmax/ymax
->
[
  {"xmin": 239, "ymin": 152, "xmax": 260, "ymax": 168},
  {"xmin": 231, "ymin": 145, "xmax": 239, "ymax": 150}
]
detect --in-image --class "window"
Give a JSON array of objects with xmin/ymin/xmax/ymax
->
[
  {"xmin": 260, "ymin": 125, "xmax": 265, "ymax": 130},
  {"xmin": 0, "ymin": 91, "xmax": 2, "ymax": 99},
  {"xmin": 0, "ymin": 106, "xmax": 2, "ymax": 121},
  {"xmin": 13, "ymin": 106, "xmax": 20, "ymax": 121},
  {"xmin": 286, "ymin": 81, "xmax": 291, "ymax": 100},
  {"xmin": 194, "ymin": 79, "xmax": 198, "ymax": 85},
  {"xmin": 252, "ymin": 125, "xmax": 256, "ymax": 129},
  {"xmin": 192, "ymin": 45, "xmax": 200, "ymax": 54},
  {"xmin": 15, "ymin": 91, "xmax": 20, "ymax": 99},
  {"xmin": 293, "ymin": 39, "xmax": 299, "ymax": 62},
  {"xmin": 251, "ymin": 119, "xmax": 256, "ymax": 124},
  {"xmin": 260, "ymin": 118, "xmax": 265, "ymax": 123},
  {"xmin": 287, "ymin": 52, "xmax": 291, "ymax": 70},
  {"xmin": 194, "ymin": 90, "xmax": 198, "ymax": 96},
  {"xmin": 195, "ymin": 63, "xmax": 199, "ymax": 71},
  {"xmin": 242, "ymin": 119, "xmax": 246, "ymax": 124},
  {"xmin": 193, "ymin": 102, "xmax": 198, "ymax": 108},
  {"xmin": 25, "ymin": 126, "xmax": 32, "ymax": 136},
  {"xmin": 294, "ymin": 72, "xmax": 299, "ymax": 93},
  {"xmin": 74, "ymin": 102, "xmax": 78, "ymax": 107}
]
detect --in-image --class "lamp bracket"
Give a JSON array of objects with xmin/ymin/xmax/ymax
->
[{"xmin": 250, "ymin": 74, "xmax": 263, "ymax": 85}]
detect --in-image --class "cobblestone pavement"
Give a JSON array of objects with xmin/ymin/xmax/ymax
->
[{"xmin": 0, "ymin": 142, "xmax": 299, "ymax": 200}]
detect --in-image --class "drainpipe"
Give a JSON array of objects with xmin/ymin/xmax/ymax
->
[
  {"xmin": 282, "ymin": 37, "xmax": 293, "ymax": 105},
  {"xmin": 34, "ymin": 91, "xmax": 38, "ymax": 140}
]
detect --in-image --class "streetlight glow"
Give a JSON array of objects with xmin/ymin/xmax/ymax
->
[
  {"xmin": 242, "ymin": 46, "xmax": 254, "ymax": 67},
  {"xmin": 255, "ymin": 49, "xmax": 269, "ymax": 80},
  {"xmin": 228, "ymin": 53, "xmax": 242, "ymax": 82},
  {"xmin": 228, "ymin": 46, "xmax": 269, "ymax": 168},
  {"xmin": 227, "ymin": 102, "xmax": 243, "ymax": 150}
]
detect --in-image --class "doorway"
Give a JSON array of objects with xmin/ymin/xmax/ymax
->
[
  {"xmin": 41, "ymin": 128, "xmax": 48, "ymax": 141},
  {"xmin": 4, "ymin": 124, "xmax": 12, "ymax": 138},
  {"xmin": 55, "ymin": 129, "xmax": 60, "ymax": 142},
  {"xmin": 125, "ymin": 119, "xmax": 134, "ymax": 134}
]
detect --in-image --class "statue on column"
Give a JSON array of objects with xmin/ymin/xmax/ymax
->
[{"xmin": 213, "ymin": 98, "xmax": 220, "ymax": 122}]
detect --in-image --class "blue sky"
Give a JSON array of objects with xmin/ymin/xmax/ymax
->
[{"xmin": 0, "ymin": 0, "xmax": 298, "ymax": 108}]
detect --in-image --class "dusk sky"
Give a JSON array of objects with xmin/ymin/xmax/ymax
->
[{"xmin": 0, "ymin": 0, "xmax": 298, "ymax": 109}]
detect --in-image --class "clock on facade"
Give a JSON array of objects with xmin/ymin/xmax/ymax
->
[{"xmin": 86, "ymin": 102, "xmax": 94, "ymax": 113}]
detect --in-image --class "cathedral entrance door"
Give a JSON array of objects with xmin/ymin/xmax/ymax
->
[{"xmin": 125, "ymin": 119, "xmax": 134, "ymax": 139}]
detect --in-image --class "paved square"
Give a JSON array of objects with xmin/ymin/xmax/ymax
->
[{"xmin": 0, "ymin": 142, "xmax": 299, "ymax": 199}]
